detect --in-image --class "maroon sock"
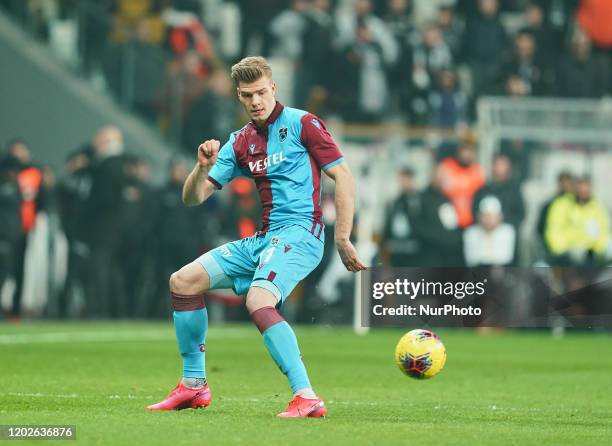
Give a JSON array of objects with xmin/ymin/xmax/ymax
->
[
  {"xmin": 250, "ymin": 306, "xmax": 285, "ymax": 333},
  {"xmin": 171, "ymin": 292, "xmax": 205, "ymax": 311}
]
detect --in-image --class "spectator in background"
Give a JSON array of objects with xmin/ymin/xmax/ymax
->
[
  {"xmin": 473, "ymin": 154, "xmax": 525, "ymax": 230},
  {"xmin": 381, "ymin": 0, "xmax": 416, "ymax": 115},
  {"xmin": 499, "ymin": 137, "xmax": 531, "ymax": 184},
  {"xmin": 557, "ymin": 28, "xmax": 609, "ymax": 98},
  {"xmin": 335, "ymin": 0, "xmax": 399, "ymax": 70},
  {"xmin": 151, "ymin": 158, "xmax": 218, "ymax": 317},
  {"xmin": 268, "ymin": 0, "xmax": 309, "ymax": 61},
  {"xmin": 461, "ymin": 0, "xmax": 507, "ymax": 97},
  {"xmin": 439, "ymin": 137, "xmax": 485, "ymax": 229},
  {"xmin": 56, "ymin": 147, "xmax": 94, "ymax": 317},
  {"xmin": 411, "ymin": 22, "xmax": 454, "ymax": 123},
  {"xmin": 78, "ymin": 0, "xmax": 114, "ymax": 75},
  {"xmin": 438, "ymin": 4, "xmax": 464, "ymax": 60},
  {"xmin": 102, "ymin": 18, "xmax": 168, "ymax": 122},
  {"xmin": 464, "ymin": 196, "xmax": 516, "ymax": 267},
  {"xmin": 163, "ymin": 3, "xmax": 215, "ymax": 62},
  {"xmin": 118, "ymin": 156, "xmax": 158, "ymax": 317},
  {"xmin": 219, "ymin": 177, "xmax": 261, "ymax": 242},
  {"xmin": 428, "ymin": 68, "xmax": 467, "ymax": 129},
  {"xmin": 236, "ymin": 0, "xmax": 286, "ymax": 57},
  {"xmin": 297, "ymin": 0, "xmax": 335, "ymax": 111},
  {"xmin": 85, "ymin": 126, "xmax": 126, "ymax": 317},
  {"xmin": 4, "ymin": 140, "xmax": 45, "ymax": 320},
  {"xmin": 537, "ymin": 171, "xmax": 574, "ymax": 256},
  {"xmin": 418, "ymin": 165, "xmax": 463, "ymax": 266},
  {"xmin": 381, "ymin": 167, "xmax": 422, "ymax": 267},
  {"xmin": 0, "ymin": 155, "xmax": 22, "ymax": 320},
  {"xmin": 576, "ymin": 0, "xmax": 612, "ymax": 51},
  {"xmin": 411, "ymin": 0, "xmax": 457, "ymax": 28},
  {"xmin": 158, "ymin": 51, "xmax": 208, "ymax": 146},
  {"xmin": 545, "ymin": 176, "xmax": 610, "ymax": 266},
  {"xmin": 335, "ymin": 18, "xmax": 391, "ymax": 122},
  {"xmin": 498, "ymin": 29, "xmax": 550, "ymax": 96},
  {"xmin": 524, "ymin": 2, "xmax": 556, "ymax": 66},
  {"xmin": 184, "ymin": 69, "xmax": 237, "ymax": 150}
]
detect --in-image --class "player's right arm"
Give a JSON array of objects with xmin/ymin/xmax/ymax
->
[{"xmin": 182, "ymin": 139, "xmax": 220, "ymax": 206}]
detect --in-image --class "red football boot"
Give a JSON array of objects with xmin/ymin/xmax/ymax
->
[
  {"xmin": 277, "ymin": 395, "xmax": 327, "ymax": 418},
  {"xmin": 146, "ymin": 379, "xmax": 211, "ymax": 411}
]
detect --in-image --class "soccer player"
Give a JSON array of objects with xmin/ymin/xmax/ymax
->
[{"xmin": 146, "ymin": 56, "xmax": 366, "ymax": 417}]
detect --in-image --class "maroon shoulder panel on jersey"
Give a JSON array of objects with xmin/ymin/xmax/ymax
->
[{"xmin": 300, "ymin": 113, "xmax": 344, "ymax": 169}]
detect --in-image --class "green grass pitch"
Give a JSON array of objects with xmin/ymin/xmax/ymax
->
[{"xmin": 1, "ymin": 322, "xmax": 610, "ymax": 445}]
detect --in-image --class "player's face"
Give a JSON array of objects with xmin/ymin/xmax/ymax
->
[{"xmin": 237, "ymin": 76, "xmax": 277, "ymax": 125}]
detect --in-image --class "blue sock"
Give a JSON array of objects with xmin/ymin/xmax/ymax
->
[
  {"xmin": 252, "ymin": 307, "xmax": 311, "ymax": 393},
  {"xmin": 172, "ymin": 293, "xmax": 207, "ymax": 378}
]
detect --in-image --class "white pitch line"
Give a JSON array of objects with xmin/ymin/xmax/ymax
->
[
  {"xmin": 0, "ymin": 392, "xmax": 546, "ymax": 412},
  {"xmin": 0, "ymin": 328, "xmax": 252, "ymax": 345}
]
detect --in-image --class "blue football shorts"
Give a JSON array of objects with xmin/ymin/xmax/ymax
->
[{"xmin": 196, "ymin": 224, "xmax": 324, "ymax": 305}]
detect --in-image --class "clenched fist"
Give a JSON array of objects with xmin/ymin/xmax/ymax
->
[{"xmin": 198, "ymin": 140, "xmax": 220, "ymax": 168}]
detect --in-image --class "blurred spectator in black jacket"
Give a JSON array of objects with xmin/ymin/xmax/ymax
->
[
  {"xmin": 184, "ymin": 69, "xmax": 237, "ymax": 151},
  {"xmin": 236, "ymin": 0, "xmax": 286, "ymax": 57},
  {"xmin": 85, "ymin": 126, "xmax": 127, "ymax": 317},
  {"xmin": 461, "ymin": 0, "xmax": 507, "ymax": 98},
  {"xmin": 381, "ymin": 167, "xmax": 421, "ymax": 267},
  {"xmin": 382, "ymin": 0, "xmax": 416, "ymax": 115},
  {"xmin": 335, "ymin": 18, "xmax": 392, "ymax": 123},
  {"xmin": 438, "ymin": 4, "xmax": 464, "ymax": 61},
  {"xmin": 118, "ymin": 155, "xmax": 158, "ymax": 317},
  {"xmin": 56, "ymin": 147, "xmax": 94, "ymax": 317},
  {"xmin": 473, "ymin": 154, "xmax": 525, "ymax": 231},
  {"xmin": 102, "ymin": 18, "xmax": 169, "ymax": 122},
  {"xmin": 296, "ymin": 0, "xmax": 336, "ymax": 111},
  {"xmin": 411, "ymin": 22, "xmax": 454, "ymax": 123},
  {"xmin": 497, "ymin": 29, "xmax": 551, "ymax": 96},
  {"xmin": 557, "ymin": 29, "xmax": 609, "ymax": 98},
  {"xmin": 418, "ymin": 165, "xmax": 464, "ymax": 266},
  {"xmin": 0, "ymin": 155, "xmax": 22, "ymax": 319},
  {"xmin": 428, "ymin": 68, "xmax": 467, "ymax": 129},
  {"xmin": 151, "ymin": 158, "xmax": 220, "ymax": 316},
  {"xmin": 524, "ymin": 2, "xmax": 556, "ymax": 66}
]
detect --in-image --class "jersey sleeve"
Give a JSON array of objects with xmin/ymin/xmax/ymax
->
[
  {"xmin": 300, "ymin": 113, "xmax": 344, "ymax": 170},
  {"xmin": 207, "ymin": 135, "xmax": 241, "ymax": 189}
]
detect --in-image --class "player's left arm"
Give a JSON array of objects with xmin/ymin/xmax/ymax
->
[
  {"xmin": 324, "ymin": 162, "xmax": 367, "ymax": 272},
  {"xmin": 301, "ymin": 113, "xmax": 366, "ymax": 272}
]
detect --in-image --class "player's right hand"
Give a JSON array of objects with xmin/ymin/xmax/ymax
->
[{"xmin": 198, "ymin": 140, "xmax": 220, "ymax": 168}]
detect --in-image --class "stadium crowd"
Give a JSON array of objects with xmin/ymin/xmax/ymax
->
[
  {"xmin": 1, "ymin": 0, "xmax": 611, "ymax": 321},
  {"xmin": 2, "ymin": 0, "xmax": 612, "ymax": 146}
]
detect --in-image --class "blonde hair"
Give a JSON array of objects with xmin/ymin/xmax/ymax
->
[{"xmin": 230, "ymin": 56, "xmax": 272, "ymax": 85}]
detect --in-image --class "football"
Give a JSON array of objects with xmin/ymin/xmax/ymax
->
[{"xmin": 395, "ymin": 329, "xmax": 447, "ymax": 379}]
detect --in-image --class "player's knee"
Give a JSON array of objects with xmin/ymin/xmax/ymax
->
[
  {"xmin": 169, "ymin": 271, "xmax": 184, "ymax": 293},
  {"xmin": 169, "ymin": 264, "xmax": 210, "ymax": 295},
  {"xmin": 245, "ymin": 287, "xmax": 278, "ymax": 314}
]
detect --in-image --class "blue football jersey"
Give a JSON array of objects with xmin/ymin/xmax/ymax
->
[{"xmin": 208, "ymin": 102, "xmax": 344, "ymax": 235}]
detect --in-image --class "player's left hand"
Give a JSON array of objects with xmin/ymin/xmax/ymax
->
[{"xmin": 335, "ymin": 239, "xmax": 367, "ymax": 272}]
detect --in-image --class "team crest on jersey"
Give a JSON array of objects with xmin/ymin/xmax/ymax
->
[
  {"xmin": 271, "ymin": 236, "xmax": 280, "ymax": 247},
  {"xmin": 278, "ymin": 127, "xmax": 288, "ymax": 142},
  {"xmin": 249, "ymin": 143, "xmax": 256, "ymax": 154},
  {"xmin": 311, "ymin": 118, "xmax": 321, "ymax": 129}
]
